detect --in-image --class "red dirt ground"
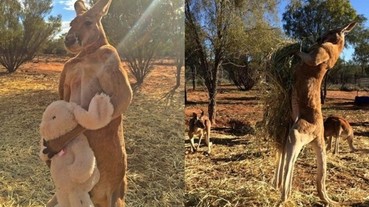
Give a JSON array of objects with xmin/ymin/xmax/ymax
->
[
  {"xmin": 18, "ymin": 56, "xmax": 181, "ymax": 99},
  {"xmin": 185, "ymin": 85, "xmax": 369, "ymax": 128}
]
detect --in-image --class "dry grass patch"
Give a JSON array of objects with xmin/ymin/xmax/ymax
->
[
  {"xmin": 125, "ymin": 92, "xmax": 185, "ymax": 206},
  {"xmin": 0, "ymin": 71, "xmax": 59, "ymax": 206},
  {"xmin": 185, "ymin": 87, "xmax": 369, "ymax": 207}
]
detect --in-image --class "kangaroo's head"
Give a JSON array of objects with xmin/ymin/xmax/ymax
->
[
  {"xmin": 317, "ymin": 22, "xmax": 357, "ymax": 46},
  {"xmin": 189, "ymin": 112, "xmax": 206, "ymax": 130},
  {"xmin": 64, "ymin": 0, "xmax": 111, "ymax": 54}
]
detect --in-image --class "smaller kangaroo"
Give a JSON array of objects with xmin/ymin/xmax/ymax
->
[
  {"xmin": 324, "ymin": 115, "xmax": 356, "ymax": 154},
  {"xmin": 188, "ymin": 110, "xmax": 212, "ymax": 154}
]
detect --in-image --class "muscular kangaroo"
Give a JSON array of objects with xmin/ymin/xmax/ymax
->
[
  {"xmin": 42, "ymin": 0, "xmax": 132, "ymax": 206},
  {"xmin": 273, "ymin": 22, "xmax": 356, "ymax": 205}
]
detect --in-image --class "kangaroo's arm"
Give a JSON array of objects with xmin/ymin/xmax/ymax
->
[
  {"xmin": 296, "ymin": 46, "xmax": 330, "ymax": 67},
  {"xmin": 42, "ymin": 124, "xmax": 86, "ymax": 158},
  {"xmin": 97, "ymin": 47, "xmax": 133, "ymax": 119},
  {"xmin": 59, "ymin": 63, "xmax": 71, "ymax": 101}
]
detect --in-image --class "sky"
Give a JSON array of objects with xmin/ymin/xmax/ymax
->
[
  {"xmin": 51, "ymin": 0, "xmax": 368, "ymax": 60},
  {"xmin": 50, "ymin": 0, "xmax": 85, "ymax": 36}
]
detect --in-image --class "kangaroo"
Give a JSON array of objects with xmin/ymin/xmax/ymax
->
[
  {"xmin": 324, "ymin": 115, "xmax": 356, "ymax": 154},
  {"xmin": 273, "ymin": 22, "xmax": 357, "ymax": 205},
  {"xmin": 42, "ymin": 0, "xmax": 133, "ymax": 206},
  {"xmin": 188, "ymin": 110, "xmax": 212, "ymax": 154}
]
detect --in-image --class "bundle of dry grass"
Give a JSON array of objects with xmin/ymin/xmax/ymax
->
[{"xmin": 262, "ymin": 42, "xmax": 301, "ymax": 150}]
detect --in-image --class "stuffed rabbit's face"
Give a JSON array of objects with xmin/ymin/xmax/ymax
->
[{"xmin": 40, "ymin": 101, "xmax": 78, "ymax": 141}]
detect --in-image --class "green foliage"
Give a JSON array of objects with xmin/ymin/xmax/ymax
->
[
  {"xmin": 282, "ymin": 0, "xmax": 366, "ymax": 47},
  {"xmin": 223, "ymin": 22, "xmax": 284, "ymax": 91},
  {"xmin": 353, "ymin": 29, "xmax": 369, "ymax": 72},
  {"xmin": 43, "ymin": 34, "xmax": 67, "ymax": 55},
  {"xmin": 262, "ymin": 42, "xmax": 300, "ymax": 148},
  {"xmin": 226, "ymin": 61, "xmax": 256, "ymax": 91},
  {"xmin": 186, "ymin": 0, "xmax": 282, "ymax": 86},
  {"xmin": 0, "ymin": 0, "xmax": 61, "ymax": 73}
]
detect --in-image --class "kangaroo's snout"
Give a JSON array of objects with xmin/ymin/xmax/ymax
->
[{"xmin": 64, "ymin": 34, "xmax": 79, "ymax": 47}]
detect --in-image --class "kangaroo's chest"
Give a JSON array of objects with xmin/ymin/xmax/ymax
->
[
  {"xmin": 65, "ymin": 60, "xmax": 103, "ymax": 108},
  {"xmin": 193, "ymin": 127, "xmax": 207, "ymax": 136}
]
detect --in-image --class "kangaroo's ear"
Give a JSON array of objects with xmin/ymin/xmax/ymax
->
[
  {"xmin": 340, "ymin": 22, "xmax": 357, "ymax": 34},
  {"xmin": 87, "ymin": 0, "xmax": 111, "ymax": 18},
  {"xmin": 74, "ymin": 0, "xmax": 88, "ymax": 15},
  {"xmin": 192, "ymin": 112, "xmax": 197, "ymax": 118},
  {"xmin": 200, "ymin": 110, "xmax": 205, "ymax": 117}
]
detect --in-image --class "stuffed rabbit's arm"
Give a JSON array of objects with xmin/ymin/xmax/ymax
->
[{"xmin": 73, "ymin": 93, "xmax": 114, "ymax": 130}]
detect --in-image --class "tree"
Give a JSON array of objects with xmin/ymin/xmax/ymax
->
[
  {"xmin": 282, "ymin": 0, "xmax": 367, "ymax": 102},
  {"xmin": 223, "ymin": 22, "xmax": 284, "ymax": 91},
  {"xmin": 283, "ymin": 0, "xmax": 366, "ymax": 47},
  {"xmin": 354, "ymin": 29, "xmax": 369, "ymax": 75},
  {"xmin": 185, "ymin": 13, "xmax": 203, "ymax": 92},
  {"xmin": 171, "ymin": 2, "xmax": 185, "ymax": 88},
  {"xmin": 43, "ymin": 33, "xmax": 68, "ymax": 55},
  {"xmin": 91, "ymin": 0, "xmax": 180, "ymax": 89},
  {"xmin": 185, "ymin": 0, "xmax": 279, "ymax": 123},
  {"xmin": 0, "ymin": 0, "xmax": 61, "ymax": 73}
]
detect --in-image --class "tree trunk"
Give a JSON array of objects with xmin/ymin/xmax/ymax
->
[
  {"xmin": 208, "ymin": 88, "xmax": 217, "ymax": 124},
  {"xmin": 340, "ymin": 72, "xmax": 344, "ymax": 88},
  {"xmin": 175, "ymin": 57, "xmax": 183, "ymax": 88},
  {"xmin": 192, "ymin": 66, "xmax": 196, "ymax": 90},
  {"xmin": 175, "ymin": 64, "xmax": 181, "ymax": 88},
  {"xmin": 184, "ymin": 82, "xmax": 188, "ymax": 104},
  {"xmin": 218, "ymin": 66, "xmax": 223, "ymax": 85},
  {"xmin": 321, "ymin": 72, "xmax": 328, "ymax": 104},
  {"xmin": 207, "ymin": 59, "xmax": 221, "ymax": 125}
]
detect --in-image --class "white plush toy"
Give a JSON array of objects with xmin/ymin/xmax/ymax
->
[{"xmin": 39, "ymin": 93, "xmax": 114, "ymax": 207}]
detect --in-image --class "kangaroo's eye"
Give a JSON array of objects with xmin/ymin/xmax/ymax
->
[
  {"xmin": 84, "ymin": 21, "xmax": 93, "ymax": 26},
  {"xmin": 52, "ymin": 116, "xmax": 56, "ymax": 120}
]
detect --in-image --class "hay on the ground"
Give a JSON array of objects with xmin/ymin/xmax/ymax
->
[{"xmin": 262, "ymin": 42, "xmax": 301, "ymax": 150}]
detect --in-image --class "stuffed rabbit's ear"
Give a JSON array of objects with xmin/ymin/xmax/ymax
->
[
  {"xmin": 340, "ymin": 22, "xmax": 357, "ymax": 34},
  {"xmin": 75, "ymin": 0, "xmax": 88, "ymax": 15}
]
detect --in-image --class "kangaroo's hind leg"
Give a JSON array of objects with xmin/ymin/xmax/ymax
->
[
  {"xmin": 346, "ymin": 135, "xmax": 356, "ymax": 152},
  {"xmin": 333, "ymin": 135, "xmax": 340, "ymax": 155},
  {"xmin": 311, "ymin": 138, "xmax": 336, "ymax": 205},
  {"xmin": 204, "ymin": 128, "xmax": 212, "ymax": 154},
  {"xmin": 326, "ymin": 135, "xmax": 333, "ymax": 152},
  {"xmin": 196, "ymin": 133, "xmax": 203, "ymax": 151},
  {"xmin": 273, "ymin": 149, "xmax": 284, "ymax": 190},
  {"xmin": 189, "ymin": 132, "xmax": 196, "ymax": 153},
  {"xmin": 280, "ymin": 129, "xmax": 306, "ymax": 201}
]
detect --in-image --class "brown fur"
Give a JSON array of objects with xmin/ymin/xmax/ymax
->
[
  {"xmin": 188, "ymin": 110, "xmax": 212, "ymax": 154},
  {"xmin": 324, "ymin": 115, "xmax": 355, "ymax": 154},
  {"xmin": 43, "ymin": 0, "xmax": 132, "ymax": 206},
  {"xmin": 273, "ymin": 22, "xmax": 356, "ymax": 205}
]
